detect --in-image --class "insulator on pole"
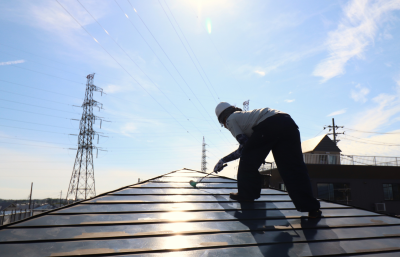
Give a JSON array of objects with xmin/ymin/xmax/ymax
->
[{"xmin": 201, "ymin": 137, "xmax": 207, "ymax": 172}]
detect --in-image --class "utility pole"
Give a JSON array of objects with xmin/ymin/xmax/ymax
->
[
  {"xmin": 243, "ymin": 100, "xmax": 249, "ymax": 111},
  {"xmin": 66, "ymin": 73, "xmax": 105, "ymax": 201},
  {"xmin": 28, "ymin": 182, "xmax": 33, "ymax": 214},
  {"xmin": 201, "ymin": 137, "xmax": 207, "ymax": 172},
  {"xmin": 59, "ymin": 191, "xmax": 62, "ymax": 208},
  {"xmin": 324, "ymin": 118, "xmax": 344, "ymax": 145}
]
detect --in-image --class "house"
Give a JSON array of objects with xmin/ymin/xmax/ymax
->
[
  {"xmin": 0, "ymin": 202, "xmax": 16, "ymax": 215},
  {"xmin": 301, "ymin": 134, "xmax": 341, "ymax": 164},
  {"xmin": 0, "ymin": 168, "xmax": 400, "ymax": 256},
  {"xmin": 261, "ymin": 134, "xmax": 400, "ymax": 215}
]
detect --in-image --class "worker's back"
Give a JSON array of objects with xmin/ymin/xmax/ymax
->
[{"xmin": 226, "ymin": 108, "xmax": 285, "ymax": 137}]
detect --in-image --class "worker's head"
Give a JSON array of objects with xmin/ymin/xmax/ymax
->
[{"xmin": 215, "ymin": 102, "xmax": 242, "ymax": 127}]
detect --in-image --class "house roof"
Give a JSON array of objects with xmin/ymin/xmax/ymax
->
[
  {"xmin": 302, "ymin": 134, "xmax": 342, "ymax": 153},
  {"xmin": 1, "ymin": 168, "xmax": 399, "ymax": 256},
  {"xmin": 0, "ymin": 202, "xmax": 15, "ymax": 212}
]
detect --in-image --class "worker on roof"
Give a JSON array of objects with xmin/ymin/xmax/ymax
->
[{"xmin": 214, "ymin": 102, "xmax": 321, "ymax": 218}]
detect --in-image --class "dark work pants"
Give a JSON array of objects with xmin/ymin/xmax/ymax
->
[{"xmin": 237, "ymin": 114, "xmax": 320, "ymax": 212}]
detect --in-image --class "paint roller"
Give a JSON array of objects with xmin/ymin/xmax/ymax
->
[{"xmin": 189, "ymin": 164, "xmax": 227, "ymax": 188}]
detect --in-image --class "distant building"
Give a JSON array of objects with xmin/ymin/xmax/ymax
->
[
  {"xmin": 302, "ymin": 134, "xmax": 341, "ymax": 164},
  {"xmin": 261, "ymin": 134, "xmax": 400, "ymax": 215}
]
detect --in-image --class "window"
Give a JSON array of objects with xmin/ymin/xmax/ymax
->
[
  {"xmin": 383, "ymin": 184, "xmax": 400, "ymax": 200},
  {"xmin": 279, "ymin": 183, "xmax": 287, "ymax": 191},
  {"xmin": 317, "ymin": 183, "xmax": 351, "ymax": 203}
]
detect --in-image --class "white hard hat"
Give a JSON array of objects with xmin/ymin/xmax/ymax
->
[{"xmin": 215, "ymin": 102, "xmax": 232, "ymax": 120}]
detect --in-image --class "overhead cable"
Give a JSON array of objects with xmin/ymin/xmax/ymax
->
[
  {"xmin": 0, "ymin": 79, "xmax": 83, "ymax": 100},
  {"xmin": 0, "ymin": 98, "xmax": 80, "ymax": 114},
  {"xmin": 57, "ymin": 0, "xmax": 205, "ymax": 147},
  {"xmin": 346, "ymin": 128, "xmax": 400, "ymax": 135},
  {"xmin": 76, "ymin": 0, "xmax": 226, "ymax": 150},
  {"xmin": 160, "ymin": 0, "xmax": 220, "ymax": 102},
  {"xmin": 124, "ymin": 0, "xmax": 233, "ymax": 144}
]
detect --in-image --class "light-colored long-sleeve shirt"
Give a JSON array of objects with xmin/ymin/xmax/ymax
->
[
  {"xmin": 221, "ymin": 108, "xmax": 285, "ymax": 163},
  {"xmin": 226, "ymin": 108, "xmax": 285, "ymax": 138}
]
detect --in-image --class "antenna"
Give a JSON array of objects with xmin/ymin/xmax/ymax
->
[
  {"xmin": 201, "ymin": 137, "xmax": 207, "ymax": 172},
  {"xmin": 243, "ymin": 100, "xmax": 249, "ymax": 111},
  {"xmin": 66, "ymin": 73, "xmax": 104, "ymax": 201}
]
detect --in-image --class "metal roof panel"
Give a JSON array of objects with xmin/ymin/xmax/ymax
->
[{"xmin": 1, "ymin": 168, "xmax": 399, "ymax": 256}]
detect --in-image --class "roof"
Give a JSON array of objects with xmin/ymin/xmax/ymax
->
[
  {"xmin": 302, "ymin": 134, "xmax": 342, "ymax": 153},
  {"xmin": 0, "ymin": 202, "xmax": 15, "ymax": 212},
  {"xmin": 1, "ymin": 168, "xmax": 400, "ymax": 256},
  {"xmin": 34, "ymin": 204, "xmax": 55, "ymax": 210}
]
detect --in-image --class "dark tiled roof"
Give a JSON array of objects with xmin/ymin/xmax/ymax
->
[{"xmin": 1, "ymin": 169, "xmax": 400, "ymax": 256}]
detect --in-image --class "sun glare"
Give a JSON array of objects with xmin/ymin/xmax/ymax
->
[{"xmin": 206, "ymin": 18, "xmax": 212, "ymax": 34}]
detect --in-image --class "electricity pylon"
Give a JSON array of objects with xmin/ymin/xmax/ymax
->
[
  {"xmin": 201, "ymin": 137, "xmax": 207, "ymax": 172},
  {"xmin": 66, "ymin": 73, "xmax": 104, "ymax": 201}
]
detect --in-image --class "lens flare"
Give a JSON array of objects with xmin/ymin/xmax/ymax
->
[{"xmin": 206, "ymin": 18, "xmax": 212, "ymax": 34}]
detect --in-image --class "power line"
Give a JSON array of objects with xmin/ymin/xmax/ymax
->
[
  {"xmin": 0, "ymin": 98, "xmax": 80, "ymax": 114},
  {"xmin": 114, "ymin": 1, "xmax": 219, "ymax": 129},
  {"xmin": 0, "ymin": 88, "xmax": 76, "ymax": 106},
  {"xmin": 0, "ymin": 43, "xmax": 83, "ymax": 72},
  {"xmin": 0, "ymin": 117, "xmax": 76, "ymax": 129},
  {"xmin": 56, "ymin": 0, "xmax": 203, "ymax": 146},
  {"xmin": 342, "ymin": 135, "xmax": 400, "ymax": 147},
  {"xmin": 0, "ymin": 135, "xmax": 75, "ymax": 145},
  {"xmin": 0, "ymin": 79, "xmax": 83, "ymax": 100},
  {"xmin": 0, "ymin": 106, "xmax": 78, "ymax": 120},
  {"xmin": 158, "ymin": 0, "xmax": 217, "ymax": 103},
  {"xmin": 0, "ymin": 49, "xmax": 85, "ymax": 78},
  {"xmin": 346, "ymin": 128, "xmax": 400, "ymax": 135},
  {"xmin": 344, "ymin": 134, "xmax": 400, "ymax": 146},
  {"xmin": 6, "ymin": 64, "xmax": 84, "ymax": 85},
  {"xmin": 187, "ymin": 2, "xmax": 229, "ymax": 71},
  {"xmin": 76, "ymin": 0, "xmax": 224, "ymax": 150},
  {"xmin": 0, "ymin": 141, "xmax": 74, "ymax": 149},
  {"xmin": 162, "ymin": 0, "xmax": 221, "ymax": 101},
  {"xmin": 0, "ymin": 45, "xmax": 127, "ymax": 87},
  {"xmin": 124, "ymin": 1, "xmax": 233, "ymax": 145},
  {"xmin": 0, "ymin": 124, "xmax": 71, "ymax": 135}
]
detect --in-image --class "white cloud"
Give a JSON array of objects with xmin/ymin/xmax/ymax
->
[
  {"xmin": 350, "ymin": 84, "xmax": 400, "ymax": 132},
  {"xmin": 284, "ymin": 99, "xmax": 295, "ymax": 103},
  {"xmin": 313, "ymin": 0, "xmax": 400, "ymax": 82},
  {"xmin": 351, "ymin": 84, "xmax": 370, "ymax": 103},
  {"xmin": 338, "ymin": 80, "xmax": 400, "ymax": 156},
  {"xmin": 0, "ymin": 60, "xmax": 25, "ymax": 66},
  {"xmin": 254, "ymin": 70, "xmax": 266, "ymax": 76},
  {"xmin": 236, "ymin": 47, "xmax": 319, "ymax": 78},
  {"xmin": 327, "ymin": 108, "xmax": 347, "ymax": 116},
  {"xmin": 339, "ymin": 131, "xmax": 400, "ymax": 156}
]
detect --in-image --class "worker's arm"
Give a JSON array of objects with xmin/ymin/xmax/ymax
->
[
  {"xmin": 214, "ymin": 134, "xmax": 249, "ymax": 172},
  {"xmin": 222, "ymin": 134, "xmax": 249, "ymax": 162}
]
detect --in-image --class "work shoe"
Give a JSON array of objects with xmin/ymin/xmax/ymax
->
[
  {"xmin": 229, "ymin": 192, "xmax": 254, "ymax": 202},
  {"xmin": 308, "ymin": 210, "xmax": 322, "ymax": 219}
]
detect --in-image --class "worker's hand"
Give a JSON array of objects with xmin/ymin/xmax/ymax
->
[{"xmin": 213, "ymin": 159, "xmax": 225, "ymax": 173}]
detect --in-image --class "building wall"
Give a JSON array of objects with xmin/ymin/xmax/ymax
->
[{"xmin": 267, "ymin": 164, "xmax": 400, "ymax": 215}]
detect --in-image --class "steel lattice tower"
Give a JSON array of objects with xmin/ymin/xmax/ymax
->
[
  {"xmin": 201, "ymin": 137, "xmax": 207, "ymax": 172},
  {"xmin": 66, "ymin": 74, "xmax": 103, "ymax": 201},
  {"xmin": 243, "ymin": 100, "xmax": 249, "ymax": 111}
]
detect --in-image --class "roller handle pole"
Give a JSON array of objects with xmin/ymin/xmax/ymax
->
[{"xmin": 198, "ymin": 164, "xmax": 227, "ymax": 184}]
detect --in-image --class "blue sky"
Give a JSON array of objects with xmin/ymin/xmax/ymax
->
[{"xmin": 1, "ymin": 0, "xmax": 400, "ymax": 199}]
